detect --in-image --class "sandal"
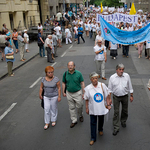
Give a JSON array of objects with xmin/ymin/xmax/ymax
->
[
  {"xmin": 44, "ymin": 124, "xmax": 49, "ymax": 130},
  {"xmin": 52, "ymin": 122, "xmax": 56, "ymax": 127}
]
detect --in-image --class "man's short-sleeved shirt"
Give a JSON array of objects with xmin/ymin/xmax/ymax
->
[
  {"xmin": 78, "ymin": 27, "xmax": 83, "ymax": 35},
  {"xmin": 62, "ymin": 70, "xmax": 84, "ymax": 93}
]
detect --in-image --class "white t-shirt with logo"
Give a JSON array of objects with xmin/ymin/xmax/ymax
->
[
  {"xmin": 146, "ymin": 40, "xmax": 150, "ymax": 49},
  {"xmin": 84, "ymin": 82, "xmax": 109, "ymax": 115},
  {"xmin": 94, "ymin": 45, "xmax": 106, "ymax": 61},
  {"xmin": 84, "ymin": 23, "xmax": 89, "ymax": 31},
  {"xmin": 92, "ymin": 24, "xmax": 97, "ymax": 32}
]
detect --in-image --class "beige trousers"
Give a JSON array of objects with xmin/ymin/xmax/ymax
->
[
  {"xmin": 20, "ymin": 46, "xmax": 25, "ymax": 60},
  {"xmin": 66, "ymin": 90, "xmax": 83, "ymax": 123}
]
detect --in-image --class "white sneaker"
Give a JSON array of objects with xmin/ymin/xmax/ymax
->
[
  {"xmin": 114, "ymin": 57, "xmax": 116, "ymax": 59},
  {"xmin": 44, "ymin": 56, "xmax": 47, "ymax": 57}
]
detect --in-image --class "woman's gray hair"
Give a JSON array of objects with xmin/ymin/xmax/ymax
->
[
  {"xmin": 18, "ymin": 31, "xmax": 22, "ymax": 35},
  {"xmin": 116, "ymin": 63, "xmax": 125, "ymax": 70},
  {"xmin": 89, "ymin": 72, "xmax": 99, "ymax": 79}
]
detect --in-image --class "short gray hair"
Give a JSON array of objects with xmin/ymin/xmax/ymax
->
[
  {"xmin": 18, "ymin": 31, "xmax": 22, "ymax": 35},
  {"xmin": 89, "ymin": 72, "xmax": 99, "ymax": 79},
  {"xmin": 116, "ymin": 63, "xmax": 125, "ymax": 70}
]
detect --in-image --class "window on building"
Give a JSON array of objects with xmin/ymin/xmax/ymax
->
[
  {"xmin": 9, "ymin": 13, "xmax": 14, "ymax": 30},
  {"xmin": 23, "ymin": 12, "xmax": 27, "ymax": 28}
]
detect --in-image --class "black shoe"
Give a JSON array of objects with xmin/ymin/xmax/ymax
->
[
  {"xmin": 50, "ymin": 61, "xmax": 54, "ymax": 63},
  {"xmin": 121, "ymin": 123, "xmax": 126, "ymax": 128},
  {"xmin": 113, "ymin": 130, "xmax": 119, "ymax": 136},
  {"xmin": 55, "ymin": 55, "xmax": 58, "ymax": 57},
  {"xmin": 79, "ymin": 116, "xmax": 84, "ymax": 122},
  {"xmin": 70, "ymin": 122, "xmax": 77, "ymax": 128}
]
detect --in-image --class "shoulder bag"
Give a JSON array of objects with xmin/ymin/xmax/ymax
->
[{"xmin": 6, "ymin": 55, "xmax": 14, "ymax": 59}]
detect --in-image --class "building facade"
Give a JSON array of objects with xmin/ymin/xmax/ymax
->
[
  {"xmin": 49, "ymin": 0, "xmax": 84, "ymax": 16},
  {"xmin": 120, "ymin": 0, "xmax": 150, "ymax": 13},
  {"xmin": 0, "ymin": 0, "xmax": 50, "ymax": 31}
]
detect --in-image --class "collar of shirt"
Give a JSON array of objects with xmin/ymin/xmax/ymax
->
[
  {"xmin": 114, "ymin": 73, "xmax": 125, "ymax": 78},
  {"xmin": 68, "ymin": 69, "xmax": 76, "ymax": 74}
]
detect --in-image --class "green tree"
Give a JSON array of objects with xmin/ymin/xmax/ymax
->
[{"xmin": 90, "ymin": 0, "xmax": 123, "ymax": 7}]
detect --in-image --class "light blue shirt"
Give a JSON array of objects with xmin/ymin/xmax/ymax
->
[{"xmin": 4, "ymin": 46, "xmax": 15, "ymax": 62}]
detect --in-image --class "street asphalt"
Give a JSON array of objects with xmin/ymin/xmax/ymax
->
[{"xmin": 0, "ymin": 36, "xmax": 150, "ymax": 150}]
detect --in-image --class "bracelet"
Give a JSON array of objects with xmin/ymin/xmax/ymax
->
[{"xmin": 130, "ymin": 95, "xmax": 133, "ymax": 97}]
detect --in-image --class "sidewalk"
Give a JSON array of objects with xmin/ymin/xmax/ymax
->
[
  {"xmin": 0, "ymin": 42, "xmax": 39, "ymax": 80},
  {"xmin": 0, "ymin": 40, "xmax": 73, "ymax": 80}
]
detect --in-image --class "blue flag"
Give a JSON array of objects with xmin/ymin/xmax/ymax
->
[{"xmin": 100, "ymin": 16, "xmax": 150, "ymax": 44}]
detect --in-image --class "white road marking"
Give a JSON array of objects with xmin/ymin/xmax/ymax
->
[
  {"xmin": 61, "ymin": 45, "xmax": 73, "ymax": 57},
  {"xmin": 69, "ymin": 45, "xmax": 73, "ymax": 49},
  {"xmin": 51, "ymin": 62, "xmax": 57, "ymax": 67},
  {"xmin": 0, "ymin": 103, "xmax": 17, "ymax": 121},
  {"xmin": 61, "ymin": 52, "xmax": 67, "ymax": 57},
  {"xmin": 29, "ymin": 77, "xmax": 42, "ymax": 88}
]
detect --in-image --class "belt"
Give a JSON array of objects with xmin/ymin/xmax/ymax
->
[{"xmin": 113, "ymin": 94, "xmax": 128, "ymax": 98}]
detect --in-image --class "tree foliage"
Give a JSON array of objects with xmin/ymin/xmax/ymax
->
[{"xmin": 90, "ymin": 0, "xmax": 123, "ymax": 7}]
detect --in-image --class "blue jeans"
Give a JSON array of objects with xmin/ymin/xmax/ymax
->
[
  {"xmin": 39, "ymin": 46, "xmax": 45, "ymax": 57},
  {"xmin": 78, "ymin": 34, "xmax": 85, "ymax": 44},
  {"xmin": 90, "ymin": 115, "xmax": 104, "ymax": 141},
  {"xmin": 13, "ymin": 40, "xmax": 18, "ymax": 49}
]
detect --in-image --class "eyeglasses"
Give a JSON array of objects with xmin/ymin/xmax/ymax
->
[
  {"xmin": 97, "ymin": 42, "xmax": 102, "ymax": 43},
  {"xmin": 47, "ymin": 71, "xmax": 54, "ymax": 74}
]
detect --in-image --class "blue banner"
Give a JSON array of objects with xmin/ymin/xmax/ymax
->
[{"xmin": 100, "ymin": 16, "xmax": 150, "ymax": 45}]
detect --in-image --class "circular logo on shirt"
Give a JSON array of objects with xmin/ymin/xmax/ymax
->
[
  {"xmin": 99, "ymin": 49, "xmax": 103, "ymax": 54},
  {"xmin": 94, "ymin": 93, "xmax": 103, "ymax": 103}
]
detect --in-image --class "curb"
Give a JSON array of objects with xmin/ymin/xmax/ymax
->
[{"xmin": 0, "ymin": 53, "xmax": 39, "ymax": 81}]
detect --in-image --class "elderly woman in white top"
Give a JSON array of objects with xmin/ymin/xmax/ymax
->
[
  {"xmin": 24, "ymin": 29, "xmax": 29, "ymax": 53},
  {"xmin": 84, "ymin": 72, "xmax": 111, "ymax": 146}
]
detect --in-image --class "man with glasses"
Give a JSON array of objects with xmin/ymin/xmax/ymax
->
[
  {"xmin": 93, "ymin": 39, "xmax": 107, "ymax": 80},
  {"xmin": 62, "ymin": 61, "xmax": 85, "ymax": 128}
]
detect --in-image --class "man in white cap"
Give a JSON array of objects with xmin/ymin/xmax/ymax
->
[{"xmin": 24, "ymin": 29, "xmax": 29, "ymax": 53}]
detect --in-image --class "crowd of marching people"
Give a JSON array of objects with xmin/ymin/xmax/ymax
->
[
  {"xmin": 1, "ymin": 8, "xmax": 150, "ymax": 77},
  {"xmin": 0, "ymin": 5, "xmax": 150, "ymax": 146},
  {"xmin": 37, "ymin": 8, "xmax": 150, "ymax": 146}
]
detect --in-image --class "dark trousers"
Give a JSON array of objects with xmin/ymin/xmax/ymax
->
[
  {"xmin": 123, "ymin": 45, "xmax": 129, "ymax": 56},
  {"xmin": 113, "ymin": 94, "xmax": 128, "ymax": 131},
  {"xmin": 78, "ymin": 34, "xmax": 85, "ymax": 44},
  {"xmin": 89, "ymin": 31, "xmax": 92, "ymax": 39},
  {"xmin": 39, "ymin": 46, "xmax": 45, "ymax": 57},
  {"xmin": 54, "ymin": 45, "xmax": 58, "ymax": 57},
  {"xmin": 105, "ymin": 40, "xmax": 109, "ymax": 49},
  {"xmin": 46, "ymin": 47, "xmax": 53, "ymax": 62},
  {"xmin": 90, "ymin": 115, "xmax": 104, "ymax": 141}
]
